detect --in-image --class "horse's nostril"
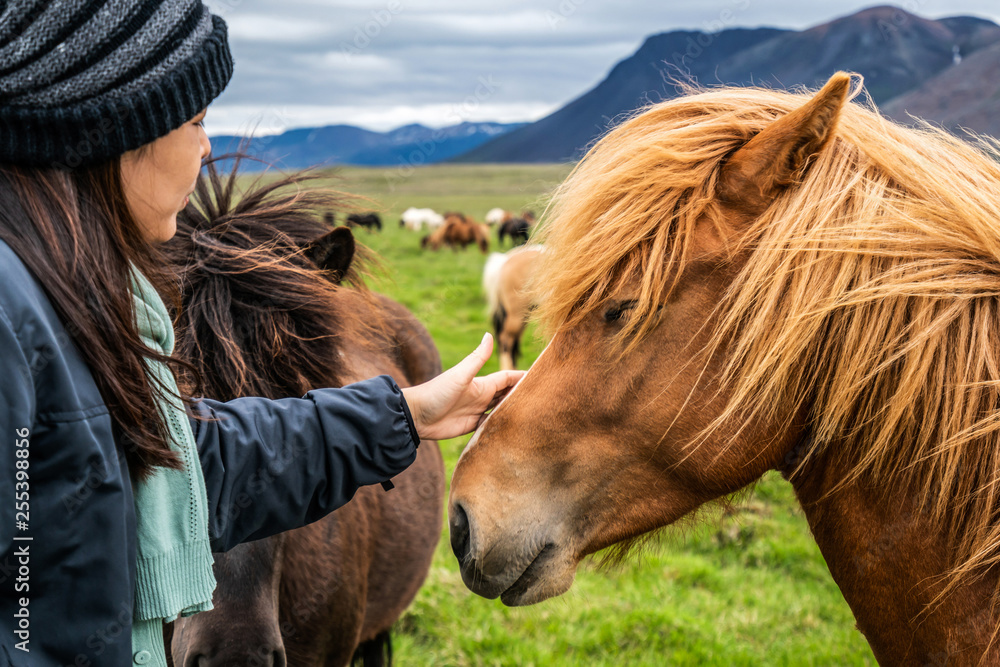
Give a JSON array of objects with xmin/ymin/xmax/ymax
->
[
  {"xmin": 450, "ymin": 502, "xmax": 471, "ymax": 562},
  {"xmin": 272, "ymin": 649, "xmax": 286, "ymax": 667}
]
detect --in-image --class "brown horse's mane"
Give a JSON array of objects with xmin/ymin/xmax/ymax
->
[
  {"xmin": 164, "ymin": 157, "xmax": 376, "ymax": 401},
  {"xmin": 535, "ymin": 83, "xmax": 1000, "ymax": 606}
]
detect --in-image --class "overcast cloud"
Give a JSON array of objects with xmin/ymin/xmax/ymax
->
[{"xmin": 202, "ymin": 0, "xmax": 1000, "ymax": 136}]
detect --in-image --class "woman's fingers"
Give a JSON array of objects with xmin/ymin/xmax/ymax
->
[
  {"xmin": 402, "ymin": 337, "xmax": 525, "ymax": 441},
  {"xmin": 449, "ymin": 333, "xmax": 494, "ymax": 387},
  {"xmin": 482, "ymin": 371, "xmax": 526, "ymax": 412}
]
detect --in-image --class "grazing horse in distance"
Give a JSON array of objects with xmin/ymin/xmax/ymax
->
[
  {"xmin": 422, "ymin": 213, "xmax": 489, "ymax": 253},
  {"xmin": 449, "ymin": 72, "xmax": 1000, "ymax": 663},
  {"xmin": 485, "ymin": 208, "xmax": 513, "ymax": 226},
  {"xmin": 347, "ymin": 211, "xmax": 382, "ymax": 231},
  {"xmin": 400, "ymin": 207, "xmax": 444, "ymax": 231},
  {"xmin": 163, "ymin": 161, "xmax": 444, "ymax": 667},
  {"xmin": 471, "ymin": 221, "xmax": 490, "ymax": 253},
  {"xmin": 482, "ymin": 246, "xmax": 544, "ymax": 370},
  {"xmin": 497, "ymin": 215, "xmax": 530, "ymax": 247}
]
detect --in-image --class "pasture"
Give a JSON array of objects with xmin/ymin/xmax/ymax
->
[{"xmin": 281, "ymin": 163, "xmax": 877, "ymax": 665}]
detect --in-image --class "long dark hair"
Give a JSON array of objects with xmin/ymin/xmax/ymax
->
[{"xmin": 0, "ymin": 160, "xmax": 197, "ymax": 479}]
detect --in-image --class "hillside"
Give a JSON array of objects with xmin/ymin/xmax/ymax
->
[
  {"xmin": 454, "ymin": 27, "xmax": 789, "ymax": 163},
  {"xmin": 209, "ymin": 121, "xmax": 524, "ymax": 169},
  {"xmin": 457, "ymin": 6, "xmax": 1000, "ymax": 163},
  {"xmin": 882, "ymin": 40, "xmax": 1000, "ymax": 137}
]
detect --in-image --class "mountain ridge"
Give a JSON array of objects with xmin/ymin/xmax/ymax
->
[
  {"xmin": 455, "ymin": 5, "xmax": 1000, "ymax": 163},
  {"xmin": 209, "ymin": 121, "xmax": 526, "ymax": 169}
]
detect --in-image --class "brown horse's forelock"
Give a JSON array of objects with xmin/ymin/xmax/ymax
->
[
  {"xmin": 164, "ymin": 157, "xmax": 379, "ymax": 400},
  {"xmin": 534, "ymin": 84, "xmax": 1000, "ymax": 609}
]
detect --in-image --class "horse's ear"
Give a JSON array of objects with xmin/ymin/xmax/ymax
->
[
  {"xmin": 717, "ymin": 72, "xmax": 852, "ymax": 214},
  {"xmin": 306, "ymin": 226, "xmax": 355, "ymax": 283}
]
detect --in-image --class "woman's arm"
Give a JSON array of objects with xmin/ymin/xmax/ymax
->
[
  {"xmin": 191, "ymin": 375, "xmax": 418, "ymax": 552},
  {"xmin": 192, "ymin": 333, "xmax": 524, "ymax": 553}
]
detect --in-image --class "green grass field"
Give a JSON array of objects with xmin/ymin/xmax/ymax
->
[{"xmin": 305, "ymin": 163, "xmax": 877, "ymax": 665}]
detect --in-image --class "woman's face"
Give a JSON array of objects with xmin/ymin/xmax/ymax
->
[{"xmin": 120, "ymin": 109, "xmax": 210, "ymax": 243}]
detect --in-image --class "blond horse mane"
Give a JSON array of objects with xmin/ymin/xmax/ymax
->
[{"xmin": 534, "ymin": 81, "xmax": 1000, "ymax": 607}]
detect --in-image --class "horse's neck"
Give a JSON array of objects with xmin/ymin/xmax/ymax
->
[
  {"xmin": 329, "ymin": 293, "xmax": 401, "ymax": 384},
  {"xmin": 789, "ymin": 449, "xmax": 999, "ymax": 665}
]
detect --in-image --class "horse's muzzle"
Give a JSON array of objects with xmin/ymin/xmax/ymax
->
[{"xmin": 449, "ymin": 500, "xmax": 575, "ymax": 605}]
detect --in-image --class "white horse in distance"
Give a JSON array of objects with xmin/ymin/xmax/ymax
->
[
  {"xmin": 400, "ymin": 207, "xmax": 445, "ymax": 231},
  {"xmin": 485, "ymin": 208, "xmax": 514, "ymax": 226}
]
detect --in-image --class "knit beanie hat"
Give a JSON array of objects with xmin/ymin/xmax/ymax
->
[{"xmin": 0, "ymin": 0, "xmax": 233, "ymax": 169}]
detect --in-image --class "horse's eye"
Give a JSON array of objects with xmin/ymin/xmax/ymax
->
[{"xmin": 604, "ymin": 300, "xmax": 637, "ymax": 323}]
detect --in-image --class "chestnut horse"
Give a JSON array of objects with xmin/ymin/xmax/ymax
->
[
  {"xmin": 482, "ymin": 246, "xmax": 544, "ymax": 370},
  {"xmin": 421, "ymin": 213, "xmax": 489, "ymax": 253},
  {"xmin": 450, "ymin": 72, "xmax": 1000, "ymax": 664},
  {"xmin": 163, "ymin": 163, "xmax": 445, "ymax": 666}
]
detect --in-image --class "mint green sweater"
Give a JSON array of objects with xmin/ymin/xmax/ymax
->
[{"xmin": 130, "ymin": 268, "xmax": 216, "ymax": 667}]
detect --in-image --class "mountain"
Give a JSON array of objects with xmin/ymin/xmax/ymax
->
[
  {"xmin": 457, "ymin": 6, "xmax": 1000, "ymax": 163},
  {"xmin": 209, "ymin": 121, "xmax": 525, "ymax": 169},
  {"xmin": 711, "ymin": 9, "xmax": 1000, "ymax": 104},
  {"xmin": 882, "ymin": 40, "xmax": 1000, "ymax": 137},
  {"xmin": 454, "ymin": 27, "xmax": 789, "ymax": 164}
]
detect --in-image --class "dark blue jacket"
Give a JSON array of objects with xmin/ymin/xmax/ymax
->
[{"xmin": 0, "ymin": 240, "xmax": 420, "ymax": 666}]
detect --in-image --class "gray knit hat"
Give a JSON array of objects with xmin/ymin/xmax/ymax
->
[{"xmin": 0, "ymin": 0, "xmax": 233, "ymax": 168}]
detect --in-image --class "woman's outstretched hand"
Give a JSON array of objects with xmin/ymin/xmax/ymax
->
[{"xmin": 401, "ymin": 333, "xmax": 526, "ymax": 441}]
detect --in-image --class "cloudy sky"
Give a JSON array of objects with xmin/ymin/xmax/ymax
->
[{"xmin": 202, "ymin": 0, "xmax": 1000, "ymax": 136}]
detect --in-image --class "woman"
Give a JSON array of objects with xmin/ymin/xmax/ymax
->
[{"xmin": 0, "ymin": 2, "xmax": 523, "ymax": 665}]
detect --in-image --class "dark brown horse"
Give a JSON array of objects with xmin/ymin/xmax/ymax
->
[
  {"xmin": 162, "ymin": 162, "xmax": 444, "ymax": 666},
  {"xmin": 346, "ymin": 211, "xmax": 383, "ymax": 232},
  {"xmin": 449, "ymin": 73, "xmax": 1000, "ymax": 664},
  {"xmin": 497, "ymin": 211, "xmax": 533, "ymax": 247}
]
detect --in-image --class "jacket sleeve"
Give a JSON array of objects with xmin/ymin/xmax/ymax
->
[{"xmin": 190, "ymin": 374, "xmax": 420, "ymax": 552}]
